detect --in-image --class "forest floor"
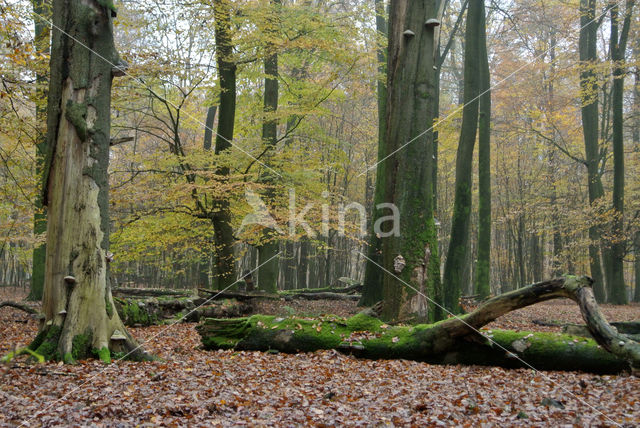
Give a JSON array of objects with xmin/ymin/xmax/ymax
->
[{"xmin": 0, "ymin": 286, "xmax": 639, "ymax": 427}]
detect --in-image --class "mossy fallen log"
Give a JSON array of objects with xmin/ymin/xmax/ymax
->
[
  {"xmin": 197, "ymin": 276, "xmax": 640, "ymax": 373},
  {"xmin": 196, "ymin": 314, "xmax": 627, "ymax": 373},
  {"xmin": 114, "ymin": 297, "xmax": 253, "ymax": 326}
]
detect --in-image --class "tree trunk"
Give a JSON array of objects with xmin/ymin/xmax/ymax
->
[
  {"xmin": 211, "ymin": 0, "xmax": 237, "ymax": 290},
  {"xmin": 379, "ymin": 0, "xmax": 441, "ymax": 322},
  {"xmin": 579, "ymin": 0, "xmax": 606, "ymax": 302},
  {"xmin": 475, "ymin": 0, "xmax": 491, "ymax": 298},
  {"xmin": 443, "ymin": 0, "xmax": 481, "ymax": 312},
  {"xmin": 34, "ymin": 0, "xmax": 148, "ymax": 363},
  {"xmin": 607, "ymin": 0, "xmax": 634, "ymax": 304},
  {"xmin": 28, "ymin": 0, "xmax": 51, "ymax": 302},
  {"xmin": 360, "ymin": 0, "xmax": 387, "ymax": 307},
  {"xmin": 257, "ymin": 0, "xmax": 281, "ymax": 293},
  {"xmin": 198, "ymin": 276, "xmax": 640, "ymax": 373}
]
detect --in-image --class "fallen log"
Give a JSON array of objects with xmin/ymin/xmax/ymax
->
[
  {"xmin": 197, "ymin": 288, "xmax": 360, "ymax": 301},
  {"xmin": 197, "ymin": 276, "xmax": 640, "ymax": 373},
  {"xmin": 0, "ymin": 301, "xmax": 40, "ymax": 315},
  {"xmin": 284, "ymin": 283, "xmax": 363, "ymax": 295},
  {"xmin": 563, "ymin": 322, "xmax": 640, "ymax": 342},
  {"xmin": 114, "ymin": 296, "xmax": 253, "ymax": 326},
  {"xmin": 112, "ymin": 287, "xmax": 195, "ymax": 298},
  {"xmin": 288, "ymin": 292, "xmax": 360, "ymax": 301}
]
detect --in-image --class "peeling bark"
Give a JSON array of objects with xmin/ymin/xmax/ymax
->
[{"xmin": 32, "ymin": 0, "xmax": 149, "ymax": 363}]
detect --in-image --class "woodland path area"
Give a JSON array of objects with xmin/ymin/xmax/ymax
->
[{"xmin": 1, "ymin": 288, "xmax": 639, "ymax": 426}]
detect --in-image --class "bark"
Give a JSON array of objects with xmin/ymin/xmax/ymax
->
[
  {"xmin": 475, "ymin": 0, "xmax": 491, "ymax": 299},
  {"xmin": 579, "ymin": 0, "xmax": 606, "ymax": 302},
  {"xmin": 212, "ymin": 0, "xmax": 237, "ymax": 290},
  {"xmin": 256, "ymin": 0, "xmax": 281, "ymax": 293},
  {"xmin": 607, "ymin": 0, "xmax": 634, "ymax": 304},
  {"xmin": 198, "ymin": 276, "xmax": 640, "ymax": 373},
  {"xmin": 634, "ymin": 38, "xmax": 640, "ymax": 303},
  {"xmin": 360, "ymin": 0, "xmax": 387, "ymax": 307},
  {"xmin": 443, "ymin": 0, "xmax": 481, "ymax": 312},
  {"xmin": 34, "ymin": 0, "xmax": 149, "ymax": 363},
  {"xmin": 635, "ymin": 232, "xmax": 640, "ymax": 302},
  {"xmin": 379, "ymin": 0, "xmax": 441, "ymax": 322},
  {"xmin": 28, "ymin": 0, "xmax": 51, "ymax": 302},
  {"xmin": 203, "ymin": 105, "xmax": 217, "ymax": 151}
]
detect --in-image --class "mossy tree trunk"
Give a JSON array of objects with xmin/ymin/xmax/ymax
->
[
  {"xmin": 474, "ymin": 0, "xmax": 491, "ymax": 299},
  {"xmin": 212, "ymin": 0, "xmax": 237, "ymax": 290},
  {"xmin": 442, "ymin": 0, "xmax": 483, "ymax": 314},
  {"xmin": 256, "ymin": 0, "xmax": 281, "ymax": 294},
  {"xmin": 360, "ymin": 0, "xmax": 387, "ymax": 307},
  {"xmin": 28, "ymin": 0, "xmax": 51, "ymax": 302},
  {"xmin": 579, "ymin": 0, "xmax": 606, "ymax": 302},
  {"xmin": 34, "ymin": 0, "xmax": 148, "ymax": 363},
  {"xmin": 198, "ymin": 276, "xmax": 640, "ymax": 373},
  {"xmin": 607, "ymin": 0, "xmax": 633, "ymax": 304},
  {"xmin": 379, "ymin": 0, "xmax": 441, "ymax": 323}
]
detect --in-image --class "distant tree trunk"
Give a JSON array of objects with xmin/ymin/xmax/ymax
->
[
  {"xmin": 607, "ymin": 0, "xmax": 634, "ymax": 304},
  {"xmin": 199, "ymin": 105, "xmax": 217, "ymax": 288},
  {"xmin": 297, "ymin": 238, "xmax": 309, "ymax": 288},
  {"xmin": 475, "ymin": 0, "xmax": 491, "ymax": 299},
  {"xmin": 28, "ymin": 0, "xmax": 51, "ymax": 301},
  {"xmin": 634, "ymin": 37, "xmax": 640, "ymax": 303},
  {"xmin": 380, "ymin": 0, "xmax": 441, "ymax": 322},
  {"xmin": 203, "ymin": 105, "xmax": 217, "ymax": 151},
  {"xmin": 257, "ymin": 0, "xmax": 281, "ymax": 293},
  {"xmin": 35, "ymin": 0, "xmax": 148, "ymax": 363},
  {"xmin": 443, "ymin": 0, "xmax": 481, "ymax": 313},
  {"xmin": 360, "ymin": 0, "xmax": 387, "ymax": 307},
  {"xmin": 579, "ymin": 0, "xmax": 606, "ymax": 302},
  {"xmin": 212, "ymin": 0, "xmax": 237, "ymax": 290}
]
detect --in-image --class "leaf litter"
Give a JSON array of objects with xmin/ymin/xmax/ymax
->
[{"xmin": 0, "ymin": 288, "xmax": 638, "ymax": 426}]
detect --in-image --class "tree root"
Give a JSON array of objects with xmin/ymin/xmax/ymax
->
[{"xmin": 0, "ymin": 301, "xmax": 40, "ymax": 315}]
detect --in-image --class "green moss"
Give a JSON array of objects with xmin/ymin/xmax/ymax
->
[
  {"xmin": 96, "ymin": 346, "xmax": 111, "ymax": 364},
  {"xmin": 71, "ymin": 333, "xmax": 92, "ymax": 360},
  {"xmin": 33, "ymin": 325, "xmax": 62, "ymax": 361},
  {"xmin": 198, "ymin": 315, "xmax": 629, "ymax": 373},
  {"xmin": 97, "ymin": 0, "xmax": 117, "ymax": 13},
  {"xmin": 65, "ymin": 100, "xmax": 88, "ymax": 141},
  {"xmin": 345, "ymin": 313, "xmax": 383, "ymax": 332},
  {"xmin": 117, "ymin": 299, "xmax": 157, "ymax": 326},
  {"xmin": 63, "ymin": 352, "xmax": 75, "ymax": 364},
  {"xmin": 105, "ymin": 295, "xmax": 113, "ymax": 318},
  {"xmin": 1, "ymin": 347, "xmax": 45, "ymax": 364}
]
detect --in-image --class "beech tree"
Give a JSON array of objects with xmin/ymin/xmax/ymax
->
[
  {"xmin": 211, "ymin": 0, "xmax": 237, "ymax": 290},
  {"xmin": 442, "ymin": 0, "xmax": 482, "ymax": 312},
  {"xmin": 379, "ymin": 0, "xmax": 441, "ymax": 322},
  {"xmin": 33, "ymin": 0, "xmax": 148, "ymax": 362}
]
